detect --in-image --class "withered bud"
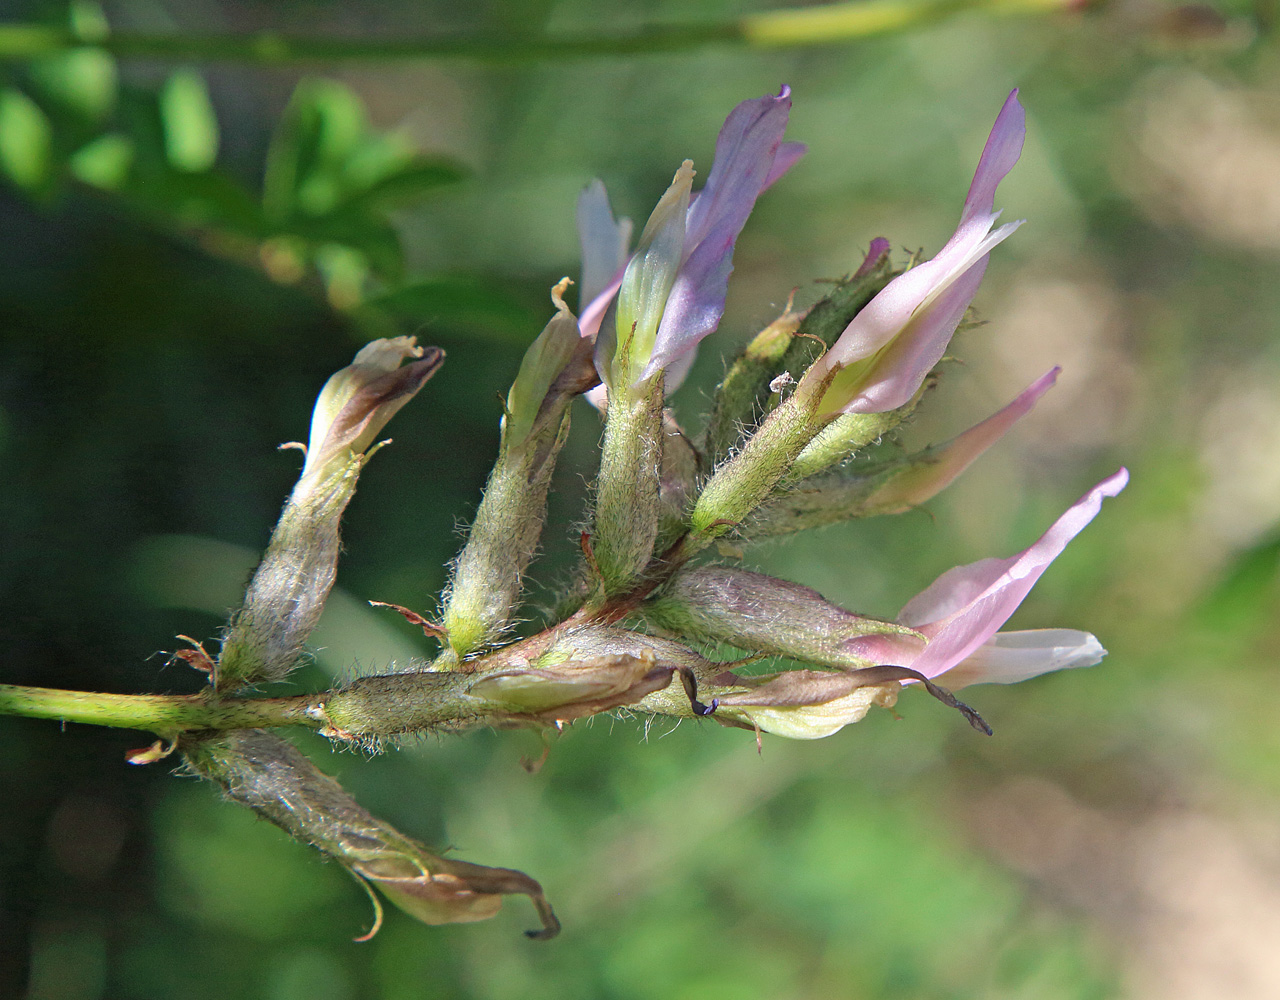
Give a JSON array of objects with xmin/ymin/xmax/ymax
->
[
  {"xmin": 468, "ymin": 650, "xmax": 674, "ymax": 722},
  {"xmin": 300, "ymin": 338, "xmax": 444, "ymax": 493},
  {"xmin": 217, "ymin": 340, "xmax": 442, "ymax": 690},
  {"xmin": 711, "ymin": 668, "xmax": 903, "ymax": 739},
  {"xmin": 440, "ymin": 282, "xmax": 605, "ymax": 662},
  {"xmin": 709, "ymin": 664, "xmax": 990, "ymax": 740},
  {"xmin": 184, "ymin": 729, "xmax": 559, "ymax": 938}
]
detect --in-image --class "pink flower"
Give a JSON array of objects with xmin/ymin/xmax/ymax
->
[
  {"xmin": 847, "ymin": 468, "xmax": 1129, "ymax": 687},
  {"xmin": 856, "ymin": 367, "xmax": 1059, "ymax": 515},
  {"xmin": 801, "ymin": 91, "xmax": 1027, "ymax": 415}
]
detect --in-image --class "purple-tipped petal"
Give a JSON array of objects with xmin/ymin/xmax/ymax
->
[
  {"xmin": 579, "ymin": 272, "xmax": 623, "ymax": 341},
  {"xmin": 803, "ymin": 93, "xmax": 1027, "ymax": 415},
  {"xmin": 685, "ymin": 86, "xmax": 793, "ymax": 249},
  {"xmin": 902, "ymin": 468, "xmax": 1128, "ymax": 678},
  {"xmin": 641, "ymin": 88, "xmax": 794, "ymax": 381},
  {"xmin": 961, "ymin": 90, "xmax": 1026, "ymax": 229}
]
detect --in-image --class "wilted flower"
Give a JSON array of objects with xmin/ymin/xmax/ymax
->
[
  {"xmin": 184, "ymin": 729, "xmax": 559, "ymax": 939},
  {"xmin": 799, "ymin": 90, "xmax": 1026, "ymax": 416}
]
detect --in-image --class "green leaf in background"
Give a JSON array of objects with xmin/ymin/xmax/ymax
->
[
  {"xmin": 67, "ymin": 0, "xmax": 110, "ymax": 43},
  {"xmin": 68, "ymin": 131, "xmax": 132, "ymax": 189},
  {"xmin": 27, "ymin": 47, "xmax": 116, "ymax": 123},
  {"xmin": 0, "ymin": 86, "xmax": 52, "ymax": 191},
  {"xmin": 160, "ymin": 69, "xmax": 219, "ymax": 173},
  {"xmin": 332, "ymin": 159, "xmax": 467, "ymax": 215},
  {"xmin": 365, "ymin": 276, "xmax": 539, "ymax": 339},
  {"xmin": 1198, "ymin": 534, "xmax": 1280, "ymax": 640},
  {"xmin": 264, "ymin": 78, "xmax": 367, "ymax": 221}
]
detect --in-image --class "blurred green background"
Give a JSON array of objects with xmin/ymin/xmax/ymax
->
[{"xmin": 4, "ymin": 0, "xmax": 1280, "ymax": 997}]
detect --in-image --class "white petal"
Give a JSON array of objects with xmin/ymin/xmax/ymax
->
[{"xmin": 939, "ymin": 629, "xmax": 1105, "ymax": 688}]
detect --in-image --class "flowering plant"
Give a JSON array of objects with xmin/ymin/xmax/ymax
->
[{"xmin": 0, "ymin": 88, "xmax": 1125, "ymax": 940}]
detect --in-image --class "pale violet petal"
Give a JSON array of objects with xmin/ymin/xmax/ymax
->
[{"xmin": 577, "ymin": 179, "xmax": 633, "ymax": 308}]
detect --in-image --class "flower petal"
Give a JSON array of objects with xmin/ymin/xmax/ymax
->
[
  {"xmin": 940, "ymin": 629, "xmax": 1105, "ymax": 688},
  {"xmin": 576, "ymin": 179, "xmax": 632, "ymax": 340},
  {"xmin": 960, "ymin": 90, "xmax": 1026, "ymax": 231},
  {"xmin": 857, "ymin": 367, "xmax": 1059, "ymax": 513},
  {"xmin": 764, "ymin": 140, "xmax": 807, "ymax": 190}
]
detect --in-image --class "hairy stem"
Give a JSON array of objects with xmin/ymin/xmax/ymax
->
[{"xmin": 0, "ymin": 684, "xmax": 312, "ymax": 736}]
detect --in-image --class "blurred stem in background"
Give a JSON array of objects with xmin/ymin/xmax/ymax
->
[{"xmin": 0, "ymin": 0, "xmax": 1077, "ymax": 65}]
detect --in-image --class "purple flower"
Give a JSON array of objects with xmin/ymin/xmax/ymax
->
[
  {"xmin": 847, "ymin": 468, "xmax": 1129, "ymax": 687},
  {"xmin": 589, "ymin": 88, "xmax": 804, "ymax": 389},
  {"xmin": 801, "ymin": 91, "xmax": 1027, "ymax": 415}
]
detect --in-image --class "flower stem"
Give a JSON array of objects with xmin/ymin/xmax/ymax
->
[{"xmin": 0, "ymin": 683, "xmax": 312, "ymax": 737}]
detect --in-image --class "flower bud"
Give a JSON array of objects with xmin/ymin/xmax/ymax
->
[
  {"xmin": 442, "ymin": 283, "xmax": 586, "ymax": 660},
  {"xmin": 604, "ymin": 160, "xmax": 694, "ymax": 390},
  {"xmin": 596, "ymin": 88, "xmax": 799, "ymax": 392},
  {"xmin": 217, "ymin": 340, "xmax": 442, "ymax": 690},
  {"xmin": 502, "ymin": 278, "xmax": 583, "ymax": 451},
  {"xmin": 468, "ymin": 650, "xmax": 673, "ymax": 721},
  {"xmin": 702, "ymin": 303, "xmax": 805, "ymax": 463},
  {"xmin": 299, "ymin": 337, "xmax": 442, "ymax": 492},
  {"xmin": 646, "ymin": 566, "xmax": 917, "ymax": 669}
]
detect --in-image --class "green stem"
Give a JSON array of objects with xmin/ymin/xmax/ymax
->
[
  {"xmin": 0, "ymin": 0, "xmax": 1073, "ymax": 65},
  {"xmin": 0, "ymin": 683, "xmax": 312, "ymax": 737}
]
